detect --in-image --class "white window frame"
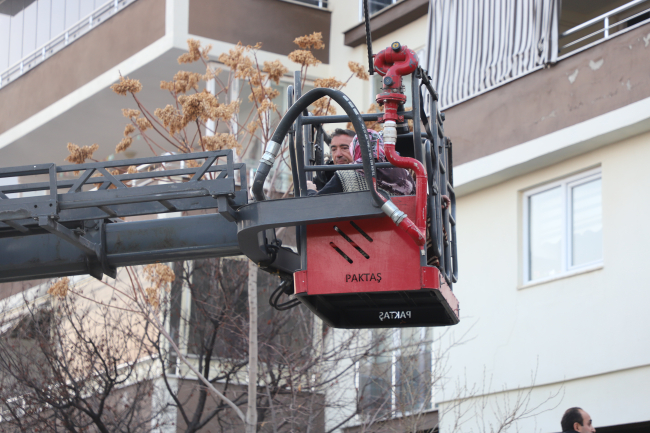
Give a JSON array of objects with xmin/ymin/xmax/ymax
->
[
  {"xmin": 354, "ymin": 327, "xmax": 435, "ymax": 421},
  {"xmin": 522, "ymin": 168, "xmax": 603, "ymax": 285}
]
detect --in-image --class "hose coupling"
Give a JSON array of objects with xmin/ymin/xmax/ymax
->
[
  {"xmin": 383, "ymin": 121, "xmax": 397, "ymax": 144},
  {"xmin": 381, "ymin": 200, "xmax": 406, "ymax": 226},
  {"xmin": 260, "ymin": 140, "xmax": 282, "ymax": 166}
]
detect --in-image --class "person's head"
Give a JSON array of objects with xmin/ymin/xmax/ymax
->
[
  {"xmin": 561, "ymin": 408, "xmax": 595, "ymax": 432},
  {"xmin": 329, "ymin": 129, "xmax": 355, "ymax": 165},
  {"xmin": 350, "ymin": 130, "xmax": 386, "ymax": 163}
]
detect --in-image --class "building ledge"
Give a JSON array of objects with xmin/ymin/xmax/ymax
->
[
  {"xmin": 343, "ymin": 0, "xmax": 428, "ymax": 47},
  {"xmin": 454, "ymin": 94, "xmax": 650, "ymax": 197}
]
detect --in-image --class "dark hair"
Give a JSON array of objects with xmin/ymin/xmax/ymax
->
[
  {"xmin": 325, "ymin": 128, "xmax": 355, "ymax": 145},
  {"xmin": 561, "ymin": 407, "xmax": 584, "ymax": 431}
]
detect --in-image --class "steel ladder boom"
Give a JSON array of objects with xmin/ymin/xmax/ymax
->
[{"xmin": 0, "ymin": 151, "xmax": 247, "ymax": 282}]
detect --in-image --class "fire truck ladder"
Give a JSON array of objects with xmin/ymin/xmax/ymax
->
[{"xmin": 0, "ymin": 151, "xmax": 248, "ymax": 282}]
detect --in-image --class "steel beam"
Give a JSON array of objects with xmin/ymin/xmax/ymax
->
[{"xmin": 0, "ymin": 214, "xmax": 241, "ymax": 283}]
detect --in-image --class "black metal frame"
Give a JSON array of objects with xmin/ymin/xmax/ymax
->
[
  {"xmin": 0, "ymin": 69, "xmax": 457, "ymax": 289},
  {"xmin": 262, "ymin": 68, "xmax": 458, "ymax": 286},
  {"xmin": 0, "ymin": 151, "xmax": 246, "ymax": 281}
]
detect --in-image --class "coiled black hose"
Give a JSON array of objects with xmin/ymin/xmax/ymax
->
[{"xmin": 252, "ymin": 88, "xmax": 385, "ymax": 209}]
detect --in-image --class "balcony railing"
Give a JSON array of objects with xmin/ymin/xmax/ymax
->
[
  {"xmin": 290, "ymin": 0, "xmax": 328, "ymax": 8},
  {"xmin": 0, "ymin": 0, "xmax": 138, "ymax": 89},
  {"xmin": 559, "ymin": 0, "xmax": 650, "ymax": 57}
]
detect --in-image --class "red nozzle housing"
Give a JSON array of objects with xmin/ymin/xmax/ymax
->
[{"xmin": 373, "ymin": 43, "xmax": 419, "ymax": 123}]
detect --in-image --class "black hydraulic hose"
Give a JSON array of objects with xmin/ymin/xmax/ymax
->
[{"xmin": 252, "ymin": 88, "xmax": 384, "ymax": 209}]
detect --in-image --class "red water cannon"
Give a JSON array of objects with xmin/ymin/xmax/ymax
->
[
  {"xmin": 373, "ymin": 42, "xmax": 419, "ymax": 123},
  {"xmin": 371, "ymin": 42, "xmax": 427, "ymax": 250}
]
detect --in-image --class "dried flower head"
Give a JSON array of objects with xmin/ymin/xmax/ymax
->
[
  {"xmin": 154, "ymin": 105, "xmax": 185, "ymax": 135},
  {"xmin": 219, "ymin": 43, "xmax": 250, "ymax": 72},
  {"xmin": 201, "ymin": 133, "xmax": 241, "ymax": 152},
  {"xmin": 111, "ymin": 76, "xmax": 142, "ymax": 96},
  {"xmin": 348, "ymin": 61, "xmax": 370, "ymax": 80},
  {"xmin": 204, "ymin": 65, "xmax": 220, "ymax": 81},
  {"xmin": 136, "ymin": 117, "xmax": 152, "ymax": 131},
  {"xmin": 48, "ymin": 277, "xmax": 69, "ymax": 298},
  {"xmin": 249, "ymin": 86, "xmax": 280, "ymax": 104},
  {"xmin": 160, "ymin": 71, "xmax": 203, "ymax": 94},
  {"xmin": 124, "ymin": 124, "xmax": 135, "ymax": 137},
  {"xmin": 314, "ymin": 77, "xmax": 345, "ymax": 89},
  {"xmin": 213, "ymin": 100, "xmax": 240, "ymax": 122},
  {"xmin": 144, "ymin": 263, "xmax": 175, "ymax": 291},
  {"xmin": 247, "ymin": 120, "xmax": 261, "ymax": 134},
  {"xmin": 65, "ymin": 143, "xmax": 99, "ymax": 164},
  {"xmin": 263, "ymin": 60, "xmax": 288, "ymax": 84},
  {"xmin": 258, "ymin": 99, "xmax": 277, "ymax": 113},
  {"xmin": 145, "ymin": 286, "xmax": 160, "ymax": 309},
  {"xmin": 293, "ymin": 32, "xmax": 325, "ymax": 50},
  {"xmin": 122, "ymin": 108, "xmax": 141, "ymax": 119},
  {"xmin": 177, "ymin": 90, "xmax": 237, "ymax": 125},
  {"xmin": 127, "ymin": 165, "xmax": 138, "ymax": 174},
  {"xmin": 288, "ymin": 50, "xmax": 321, "ymax": 67},
  {"xmin": 116, "ymin": 137, "xmax": 133, "ymax": 153},
  {"xmin": 201, "ymin": 44, "xmax": 212, "ymax": 60},
  {"xmin": 177, "ymin": 39, "xmax": 202, "ymax": 64}
]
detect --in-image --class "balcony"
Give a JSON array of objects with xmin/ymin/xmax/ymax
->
[{"xmin": 0, "ymin": 0, "xmax": 140, "ymax": 88}]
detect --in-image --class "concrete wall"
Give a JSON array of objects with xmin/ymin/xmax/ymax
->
[
  {"xmin": 443, "ymin": 22, "xmax": 650, "ymax": 166},
  {"xmin": 189, "ymin": 0, "xmax": 331, "ymax": 64},
  {"xmin": 436, "ymin": 129, "xmax": 650, "ymax": 432}
]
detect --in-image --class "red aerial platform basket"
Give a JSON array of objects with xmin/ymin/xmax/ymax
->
[{"xmin": 294, "ymin": 196, "xmax": 459, "ymax": 328}]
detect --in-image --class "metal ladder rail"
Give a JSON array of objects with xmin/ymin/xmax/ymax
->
[
  {"xmin": 0, "ymin": 150, "xmax": 247, "ymax": 281},
  {"xmin": 0, "ymin": 150, "xmax": 247, "ymax": 231}
]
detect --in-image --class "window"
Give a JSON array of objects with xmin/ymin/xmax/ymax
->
[
  {"xmin": 357, "ymin": 328, "xmax": 433, "ymax": 418},
  {"xmin": 524, "ymin": 169, "xmax": 603, "ymax": 283},
  {"xmin": 359, "ymin": 0, "xmax": 397, "ymax": 20}
]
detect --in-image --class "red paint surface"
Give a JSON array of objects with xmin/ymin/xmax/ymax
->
[
  {"xmin": 304, "ymin": 196, "xmax": 429, "ymax": 295},
  {"xmin": 384, "ymin": 142, "xmax": 427, "ymax": 246}
]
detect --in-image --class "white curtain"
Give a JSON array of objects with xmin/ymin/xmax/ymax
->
[{"xmin": 426, "ymin": 0, "xmax": 560, "ymax": 109}]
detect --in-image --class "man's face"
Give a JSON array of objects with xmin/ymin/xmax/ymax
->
[
  {"xmin": 330, "ymin": 134, "xmax": 354, "ymax": 165},
  {"xmin": 575, "ymin": 410, "xmax": 596, "ymax": 433}
]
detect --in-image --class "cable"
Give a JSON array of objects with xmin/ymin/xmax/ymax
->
[
  {"xmin": 363, "ymin": 0, "xmax": 374, "ymax": 76},
  {"xmin": 269, "ymin": 279, "xmax": 300, "ymax": 311}
]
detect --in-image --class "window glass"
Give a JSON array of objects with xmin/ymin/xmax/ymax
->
[
  {"xmin": 187, "ymin": 258, "xmax": 248, "ymax": 358},
  {"xmin": 359, "ymin": 328, "xmax": 433, "ymax": 418},
  {"xmin": 358, "ymin": 329, "xmax": 392, "ymax": 416},
  {"xmin": 368, "ymin": 0, "xmax": 394, "ymax": 15},
  {"xmin": 572, "ymin": 178, "xmax": 602, "ymax": 267},
  {"xmin": 396, "ymin": 328, "xmax": 431, "ymax": 412},
  {"xmin": 528, "ymin": 186, "xmax": 562, "ymax": 281}
]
